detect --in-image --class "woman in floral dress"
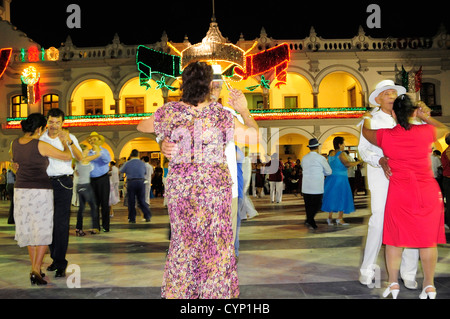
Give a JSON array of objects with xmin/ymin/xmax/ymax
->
[{"xmin": 137, "ymin": 62, "xmax": 258, "ymax": 299}]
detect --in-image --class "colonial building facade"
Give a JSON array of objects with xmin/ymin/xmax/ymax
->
[{"xmin": 1, "ymin": 1, "xmax": 449, "ymax": 166}]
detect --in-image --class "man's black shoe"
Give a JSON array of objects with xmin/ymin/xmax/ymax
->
[
  {"xmin": 47, "ymin": 263, "xmax": 57, "ymax": 271},
  {"xmin": 55, "ymin": 269, "xmax": 66, "ymax": 278}
]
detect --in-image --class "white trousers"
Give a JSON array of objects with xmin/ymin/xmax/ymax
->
[
  {"xmin": 360, "ymin": 166, "xmax": 419, "ymax": 281},
  {"xmin": 269, "ymin": 181, "xmax": 283, "ymax": 203}
]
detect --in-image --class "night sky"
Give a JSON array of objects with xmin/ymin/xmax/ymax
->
[{"xmin": 9, "ymin": 0, "xmax": 450, "ymax": 48}]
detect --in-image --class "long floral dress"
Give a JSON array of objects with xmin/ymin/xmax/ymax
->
[{"xmin": 154, "ymin": 101, "xmax": 239, "ymax": 299}]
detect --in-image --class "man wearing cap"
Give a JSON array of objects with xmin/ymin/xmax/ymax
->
[
  {"xmin": 41, "ymin": 108, "xmax": 83, "ymax": 278},
  {"xmin": 88, "ymin": 132, "xmax": 111, "ymax": 232},
  {"xmin": 358, "ymin": 80, "xmax": 419, "ymax": 288},
  {"xmin": 301, "ymin": 138, "xmax": 332, "ymax": 230}
]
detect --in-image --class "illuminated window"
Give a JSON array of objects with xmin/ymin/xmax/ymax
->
[
  {"xmin": 284, "ymin": 96, "xmax": 298, "ymax": 109},
  {"xmin": 11, "ymin": 95, "xmax": 27, "ymax": 118},
  {"xmin": 43, "ymin": 94, "xmax": 59, "ymax": 116},
  {"xmin": 84, "ymin": 99, "xmax": 103, "ymax": 115},
  {"xmin": 125, "ymin": 97, "xmax": 144, "ymax": 114}
]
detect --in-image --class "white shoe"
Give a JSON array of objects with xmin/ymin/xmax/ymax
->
[
  {"xmin": 359, "ymin": 273, "xmax": 375, "ymax": 286},
  {"xmin": 247, "ymin": 212, "xmax": 259, "ymax": 220},
  {"xmin": 336, "ymin": 219, "xmax": 349, "ymax": 226},
  {"xmin": 419, "ymin": 285, "xmax": 436, "ymax": 299},
  {"xmin": 402, "ymin": 278, "xmax": 418, "ymax": 290},
  {"xmin": 383, "ymin": 282, "xmax": 400, "ymax": 299},
  {"xmin": 327, "ymin": 218, "xmax": 334, "ymax": 226}
]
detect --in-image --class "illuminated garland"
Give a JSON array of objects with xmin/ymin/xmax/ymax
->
[
  {"xmin": 245, "ymin": 75, "xmax": 270, "ymax": 91},
  {"xmin": 234, "ymin": 43, "xmax": 290, "ymax": 87},
  {"xmin": 5, "ymin": 108, "xmax": 367, "ymax": 129},
  {"xmin": 251, "ymin": 108, "xmax": 367, "ymax": 121},
  {"xmin": 136, "ymin": 45, "xmax": 181, "ymax": 90},
  {"xmin": 156, "ymin": 76, "xmax": 178, "ymax": 91},
  {"xmin": 0, "ymin": 48, "xmax": 12, "ymax": 79},
  {"xmin": 21, "ymin": 66, "xmax": 41, "ymax": 104}
]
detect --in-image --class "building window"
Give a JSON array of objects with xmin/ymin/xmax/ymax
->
[
  {"xmin": 11, "ymin": 95, "xmax": 27, "ymax": 118},
  {"xmin": 84, "ymin": 99, "xmax": 103, "ymax": 115},
  {"xmin": 43, "ymin": 94, "xmax": 59, "ymax": 116},
  {"xmin": 284, "ymin": 96, "xmax": 298, "ymax": 109},
  {"xmin": 420, "ymin": 83, "xmax": 436, "ymax": 106},
  {"xmin": 125, "ymin": 97, "xmax": 144, "ymax": 114}
]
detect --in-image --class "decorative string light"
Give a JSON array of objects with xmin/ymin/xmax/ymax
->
[
  {"xmin": 46, "ymin": 47, "xmax": 60, "ymax": 61},
  {"xmin": 0, "ymin": 48, "xmax": 12, "ymax": 79},
  {"xmin": 5, "ymin": 108, "xmax": 367, "ymax": 129},
  {"xmin": 21, "ymin": 66, "xmax": 40, "ymax": 85},
  {"xmin": 21, "ymin": 66, "xmax": 41, "ymax": 104},
  {"xmin": 180, "ymin": 19, "xmax": 245, "ymax": 71},
  {"xmin": 27, "ymin": 46, "xmax": 40, "ymax": 62},
  {"xmin": 234, "ymin": 43, "xmax": 290, "ymax": 87},
  {"xmin": 136, "ymin": 45, "xmax": 181, "ymax": 90},
  {"xmin": 245, "ymin": 75, "xmax": 270, "ymax": 91}
]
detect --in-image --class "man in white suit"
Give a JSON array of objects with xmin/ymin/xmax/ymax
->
[{"xmin": 358, "ymin": 80, "xmax": 419, "ymax": 289}]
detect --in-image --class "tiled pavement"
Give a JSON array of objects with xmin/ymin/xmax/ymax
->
[{"xmin": 0, "ymin": 193, "xmax": 449, "ymax": 303}]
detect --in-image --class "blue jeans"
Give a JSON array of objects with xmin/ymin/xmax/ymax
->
[
  {"xmin": 127, "ymin": 179, "xmax": 151, "ymax": 222},
  {"xmin": 76, "ymin": 183, "xmax": 99, "ymax": 230}
]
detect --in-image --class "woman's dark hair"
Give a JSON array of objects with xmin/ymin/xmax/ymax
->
[
  {"xmin": 21, "ymin": 113, "xmax": 47, "ymax": 134},
  {"xmin": 393, "ymin": 94, "xmax": 418, "ymax": 130},
  {"xmin": 445, "ymin": 133, "xmax": 450, "ymax": 146},
  {"xmin": 181, "ymin": 62, "xmax": 213, "ymax": 106},
  {"xmin": 333, "ymin": 136, "xmax": 344, "ymax": 150}
]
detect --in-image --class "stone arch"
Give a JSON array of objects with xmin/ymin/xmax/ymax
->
[
  {"xmin": 315, "ymin": 65, "xmax": 369, "ymax": 94},
  {"xmin": 315, "ymin": 65, "xmax": 369, "ymax": 107},
  {"xmin": 318, "ymin": 126, "xmax": 361, "ymax": 143},
  {"xmin": 286, "ymin": 65, "xmax": 315, "ymax": 89},
  {"xmin": 115, "ymin": 131, "xmax": 158, "ymax": 154},
  {"xmin": 65, "ymin": 73, "xmax": 116, "ymax": 115},
  {"xmin": 318, "ymin": 125, "xmax": 361, "ymax": 154},
  {"xmin": 116, "ymin": 73, "xmax": 141, "ymax": 98},
  {"xmin": 265, "ymin": 127, "xmax": 315, "ymax": 160},
  {"xmin": 270, "ymin": 70, "xmax": 315, "ymax": 108}
]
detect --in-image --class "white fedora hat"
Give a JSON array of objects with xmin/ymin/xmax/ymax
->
[{"xmin": 369, "ymin": 80, "xmax": 406, "ymax": 106}]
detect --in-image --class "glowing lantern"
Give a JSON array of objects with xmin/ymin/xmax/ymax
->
[
  {"xmin": 28, "ymin": 46, "xmax": 40, "ymax": 62},
  {"xmin": 21, "ymin": 66, "xmax": 41, "ymax": 104},
  {"xmin": 21, "ymin": 66, "xmax": 40, "ymax": 85},
  {"xmin": 46, "ymin": 47, "xmax": 60, "ymax": 61}
]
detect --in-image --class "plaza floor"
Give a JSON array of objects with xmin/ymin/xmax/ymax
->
[{"xmin": 0, "ymin": 193, "xmax": 449, "ymax": 302}]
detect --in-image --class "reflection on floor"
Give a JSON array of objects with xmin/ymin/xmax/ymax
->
[{"xmin": 0, "ymin": 193, "xmax": 449, "ymax": 300}]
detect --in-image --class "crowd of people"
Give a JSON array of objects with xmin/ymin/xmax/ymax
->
[{"xmin": 5, "ymin": 62, "xmax": 448, "ymax": 299}]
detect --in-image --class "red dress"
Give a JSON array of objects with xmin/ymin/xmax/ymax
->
[{"xmin": 377, "ymin": 124, "xmax": 446, "ymax": 248}]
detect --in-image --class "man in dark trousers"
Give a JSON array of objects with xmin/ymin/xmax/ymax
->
[
  {"xmin": 41, "ymin": 108, "xmax": 83, "ymax": 278},
  {"xmin": 301, "ymin": 138, "xmax": 332, "ymax": 230},
  {"xmin": 88, "ymin": 132, "xmax": 111, "ymax": 232},
  {"xmin": 120, "ymin": 149, "xmax": 152, "ymax": 223}
]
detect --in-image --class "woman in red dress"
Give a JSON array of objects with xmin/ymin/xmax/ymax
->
[{"xmin": 363, "ymin": 95, "xmax": 447, "ymax": 299}]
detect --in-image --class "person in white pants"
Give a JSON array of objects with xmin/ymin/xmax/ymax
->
[
  {"xmin": 358, "ymin": 80, "xmax": 419, "ymax": 289},
  {"xmin": 267, "ymin": 153, "xmax": 284, "ymax": 203}
]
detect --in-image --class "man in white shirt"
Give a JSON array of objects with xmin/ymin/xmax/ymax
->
[
  {"xmin": 358, "ymin": 80, "xmax": 419, "ymax": 288},
  {"xmin": 40, "ymin": 108, "xmax": 82, "ymax": 278},
  {"xmin": 301, "ymin": 138, "xmax": 332, "ymax": 230}
]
